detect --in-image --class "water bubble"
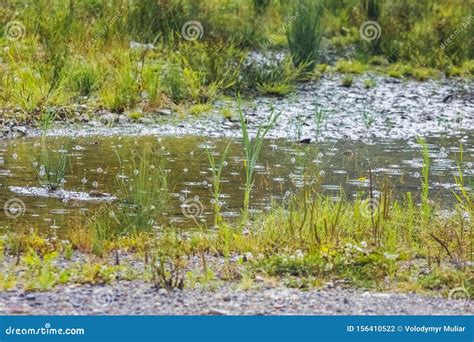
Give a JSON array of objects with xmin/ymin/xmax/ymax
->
[
  {"xmin": 202, "ymin": 181, "xmax": 207, "ymax": 186},
  {"xmin": 133, "ymin": 169, "xmax": 139, "ymax": 175},
  {"xmin": 96, "ymin": 167, "xmax": 103, "ymax": 173},
  {"xmin": 81, "ymin": 177, "xmax": 87, "ymax": 184},
  {"xmin": 183, "ymin": 168, "xmax": 188, "ymax": 173},
  {"xmin": 92, "ymin": 181, "xmax": 99, "ymax": 188},
  {"xmin": 32, "ymin": 161, "xmax": 38, "ymax": 167},
  {"xmin": 223, "ymin": 161, "xmax": 228, "ymax": 167},
  {"xmin": 179, "ymin": 196, "xmax": 186, "ymax": 202},
  {"xmin": 12, "ymin": 153, "xmax": 18, "ymax": 160},
  {"xmin": 319, "ymin": 170, "xmax": 326, "ymax": 176},
  {"xmin": 290, "ymin": 157, "xmax": 296, "ymax": 164},
  {"xmin": 318, "ymin": 152, "xmax": 324, "ymax": 158},
  {"xmin": 210, "ymin": 199, "xmax": 216, "ymax": 204},
  {"xmin": 413, "ymin": 172, "xmax": 420, "ymax": 178},
  {"xmin": 194, "ymin": 195, "xmax": 200, "ymax": 201}
]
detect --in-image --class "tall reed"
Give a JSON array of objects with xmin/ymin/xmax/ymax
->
[
  {"xmin": 238, "ymin": 99, "xmax": 280, "ymax": 218},
  {"xmin": 286, "ymin": 0, "xmax": 325, "ymax": 70}
]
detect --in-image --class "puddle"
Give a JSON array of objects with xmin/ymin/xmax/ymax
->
[{"xmin": 0, "ymin": 133, "xmax": 472, "ymax": 231}]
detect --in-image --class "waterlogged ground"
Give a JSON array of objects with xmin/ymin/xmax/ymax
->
[
  {"xmin": 28, "ymin": 73, "xmax": 474, "ymax": 141},
  {"xmin": 0, "ymin": 133, "xmax": 472, "ymax": 231},
  {"xmin": 0, "ymin": 74, "xmax": 472, "ymax": 315}
]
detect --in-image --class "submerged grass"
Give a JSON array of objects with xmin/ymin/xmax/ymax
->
[{"xmin": 206, "ymin": 140, "xmax": 232, "ymax": 226}]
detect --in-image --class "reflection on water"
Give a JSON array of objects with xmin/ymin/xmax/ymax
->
[{"xmin": 0, "ymin": 132, "xmax": 472, "ymax": 231}]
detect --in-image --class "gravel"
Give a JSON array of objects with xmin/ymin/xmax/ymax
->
[{"xmin": 1, "ymin": 282, "xmax": 472, "ymax": 315}]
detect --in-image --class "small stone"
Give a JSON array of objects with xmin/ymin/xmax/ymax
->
[
  {"xmin": 89, "ymin": 190, "xmax": 108, "ymax": 198},
  {"xmin": 205, "ymin": 308, "xmax": 230, "ymax": 316},
  {"xmin": 78, "ymin": 114, "xmax": 90, "ymax": 122},
  {"xmin": 157, "ymin": 108, "xmax": 172, "ymax": 116},
  {"xmin": 100, "ymin": 113, "xmax": 118, "ymax": 125}
]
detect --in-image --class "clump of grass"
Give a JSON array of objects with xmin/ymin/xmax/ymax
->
[
  {"xmin": 115, "ymin": 149, "xmax": 170, "ymax": 232},
  {"xmin": 34, "ymin": 148, "xmax": 69, "ymax": 191},
  {"xmin": 238, "ymin": 100, "xmax": 281, "ymax": 216},
  {"xmin": 341, "ymin": 74, "xmax": 353, "ymax": 87},
  {"xmin": 34, "ymin": 110, "xmax": 69, "ymax": 191},
  {"xmin": 69, "ymin": 61, "xmax": 99, "ymax": 97},
  {"xmin": 363, "ymin": 79, "xmax": 376, "ymax": 89},
  {"xmin": 150, "ymin": 230, "xmax": 187, "ymax": 290},
  {"xmin": 286, "ymin": 0, "xmax": 325, "ymax": 70},
  {"xmin": 101, "ymin": 57, "xmax": 139, "ymax": 112},
  {"xmin": 241, "ymin": 57, "xmax": 303, "ymax": 96},
  {"xmin": 335, "ymin": 59, "xmax": 366, "ymax": 74},
  {"xmin": 188, "ymin": 103, "xmax": 213, "ymax": 116}
]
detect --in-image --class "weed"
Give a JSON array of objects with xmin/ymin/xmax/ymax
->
[
  {"xmin": 313, "ymin": 103, "xmax": 331, "ymax": 141},
  {"xmin": 341, "ymin": 75, "xmax": 354, "ymax": 87},
  {"xmin": 418, "ymin": 138, "xmax": 431, "ymax": 221},
  {"xmin": 150, "ymin": 230, "xmax": 187, "ymax": 290},
  {"xmin": 363, "ymin": 79, "xmax": 376, "ymax": 89},
  {"xmin": 361, "ymin": 102, "xmax": 375, "ymax": 130},
  {"xmin": 206, "ymin": 140, "xmax": 232, "ymax": 226}
]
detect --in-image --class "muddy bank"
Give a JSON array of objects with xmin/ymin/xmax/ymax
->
[{"xmin": 1, "ymin": 74, "xmax": 472, "ymax": 142}]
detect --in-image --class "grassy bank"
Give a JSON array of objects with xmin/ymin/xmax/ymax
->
[
  {"xmin": 0, "ymin": 0, "xmax": 472, "ymax": 122},
  {"xmin": 1, "ymin": 188, "xmax": 472, "ymax": 297}
]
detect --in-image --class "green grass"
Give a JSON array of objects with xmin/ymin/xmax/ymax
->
[
  {"xmin": 115, "ymin": 149, "xmax": 170, "ymax": 232},
  {"xmin": 0, "ymin": 0, "xmax": 472, "ymax": 122},
  {"xmin": 206, "ymin": 140, "xmax": 232, "ymax": 226},
  {"xmin": 286, "ymin": 0, "xmax": 325, "ymax": 70}
]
